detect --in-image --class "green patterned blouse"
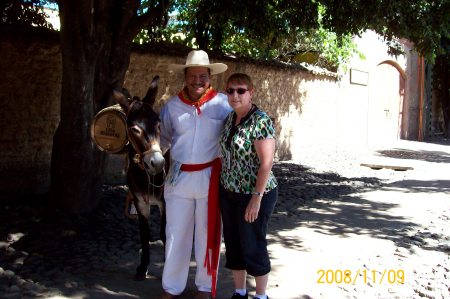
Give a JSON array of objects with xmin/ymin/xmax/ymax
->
[{"xmin": 219, "ymin": 105, "xmax": 278, "ymax": 194}]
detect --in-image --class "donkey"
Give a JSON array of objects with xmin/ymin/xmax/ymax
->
[{"xmin": 113, "ymin": 75, "xmax": 166, "ymax": 281}]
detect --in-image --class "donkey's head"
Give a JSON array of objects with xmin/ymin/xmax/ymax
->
[{"xmin": 113, "ymin": 76, "xmax": 165, "ymax": 175}]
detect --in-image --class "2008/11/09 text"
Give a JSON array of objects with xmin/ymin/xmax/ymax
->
[{"xmin": 317, "ymin": 269, "xmax": 405, "ymax": 284}]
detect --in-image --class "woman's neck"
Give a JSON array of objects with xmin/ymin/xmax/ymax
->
[{"xmin": 235, "ymin": 104, "xmax": 253, "ymax": 124}]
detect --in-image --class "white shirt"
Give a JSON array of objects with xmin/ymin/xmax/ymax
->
[{"xmin": 160, "ymin": 92, "xmax": 232, "ymax": 164}]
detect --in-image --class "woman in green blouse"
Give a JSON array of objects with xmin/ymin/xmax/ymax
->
[{"xmin": 219, "ymin": 73, "xmax": 278, "ymax": 299}]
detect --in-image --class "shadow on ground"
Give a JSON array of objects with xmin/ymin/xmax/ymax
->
[
  {"xmin": 0, "ymin": 161, "xmax": 446, "ymax": 298},
  {"xmin": 268, "ymin": 162, "xmax": 438, "ymax": 254},
  {"xmin": 376, "ymin": 148, "xmax": 450, "ymax": 163}
]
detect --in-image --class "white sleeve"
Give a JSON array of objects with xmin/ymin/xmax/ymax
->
[{"xmin": 159, "ymin": 103, "xmax": 172, "ymax": 153}]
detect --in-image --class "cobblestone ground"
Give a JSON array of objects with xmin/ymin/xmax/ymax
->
[
  {"xmin": 267, "ymin": 137, "xmax": 450, "ymax": 299},
  {"xmin": 0, "ymin": 185, "xmax": 165, "ymax": 299},
  {"xmin": 0, "ymin": 137, "xmax": 449, "ymax": 299}
]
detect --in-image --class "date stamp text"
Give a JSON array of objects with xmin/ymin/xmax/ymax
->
[{"xmin": 317, "ymin": 269, "xmax": 405, "ymax": 284}]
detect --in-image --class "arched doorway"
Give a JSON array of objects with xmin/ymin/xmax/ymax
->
[{"xmin": 368, "ymin": 61, "xmax": 406, "ymax": 147}]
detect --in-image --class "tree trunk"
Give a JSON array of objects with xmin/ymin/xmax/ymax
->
[
  {"xmin": 441, "ymin": 57, "xmax": 450, "ymax": 138},
  {"xmin": 433, "ymin": 54, "xmax": 450, "ymax": 138},
  {"xmin": 442, "ymin": 83, "xmax": 450, "ymax": 138},
  {"xmin": 51, "ymin": 0, "xmax": 107, "ymax": 214},
  {"xmin": 51, "ymin": 0, "xmax": 168, "ymax": 214}
]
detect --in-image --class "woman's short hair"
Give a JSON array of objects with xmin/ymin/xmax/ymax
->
[{"xmin": 226, "ymin": 73, "xmax": 254, "ymax": 90}]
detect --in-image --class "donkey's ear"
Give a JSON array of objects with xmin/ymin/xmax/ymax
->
[
  {"xmin": 113, "ymin": 89, "xmax": 131, "ymax": 112},
  {"xmin": 142, "ymin": 75, "xmax": 160, "ymax": 106}
]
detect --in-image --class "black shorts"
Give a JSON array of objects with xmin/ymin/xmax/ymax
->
[{"xmin": 219, "ymin": 184, "xmax": 278, "ymax": 277}]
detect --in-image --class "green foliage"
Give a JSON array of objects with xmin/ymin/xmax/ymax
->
[
  {"xmin": 133, "ymin": 0, "xmax": 173, "ymax": 44},
  {"xmin": 268, "ymin": 4, "xmax": 363, "ymax": 72},
  {"xmin": 133, "ymin": 0, "xmax": 184, "ymax": 45},
  {"xmin": 157, "ymin": 0, "xmax": 449, "ymax": 66},
  {"xmin": 6, "ymin": 0, "xmax": 449, "ymax": 68},
  {"xmin": 1, "ymin": 0, "xmax": 55, "ymax": 28},
  {"xmin": 136, "ymin": 0, "xmax": 360, "ymax": 71},
  {"xmin": 313, "ymin": 29, "xmax": 362, "ymax": 72},
  {"xmin": 317, "ymin": 0, "xmax": 450, "ymax": 61}
]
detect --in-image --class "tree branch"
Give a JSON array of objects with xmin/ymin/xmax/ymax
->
[{"xmin": 130, "ymin": 0, "xmax": 169, "ymax": 38}]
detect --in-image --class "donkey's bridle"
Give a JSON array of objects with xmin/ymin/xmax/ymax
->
[{"xmin": 126, "ymin": 100, "xmax": 165, "ymax": 188}]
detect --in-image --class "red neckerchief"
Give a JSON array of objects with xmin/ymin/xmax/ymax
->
[{"xmin": 178, "ymin": 86, "xmax": 218, "ymax": 115}]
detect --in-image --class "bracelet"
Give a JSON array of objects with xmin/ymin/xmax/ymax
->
[{"xmin": 252, "ymin": 191, "xmax": 263, "ymax": 198}]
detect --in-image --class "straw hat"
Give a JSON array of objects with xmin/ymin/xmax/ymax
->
[{"xmin": 168, "ymin": 50, "xmax": 228, "ymax": 75}]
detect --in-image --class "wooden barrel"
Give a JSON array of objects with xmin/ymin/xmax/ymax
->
[{"xmin": 90, "ymin": 104, "xmax": 128, "ymax": 154}]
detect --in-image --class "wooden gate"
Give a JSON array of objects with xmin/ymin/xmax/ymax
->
[{"xmin": 368, "ymin": 62, "xmax": 405, "ymax": 147}]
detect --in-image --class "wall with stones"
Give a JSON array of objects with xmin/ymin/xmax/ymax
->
[
  {"xmin": 0, "ymin": 30, "xmax": 61, "ymax": 196},
  {"xmin": 0, "ymin": 29, "xmax": 418, "ymax": 197},
  {"xmin": 125, "ymin": 52, "xmax": 343, "ymax": 161}
]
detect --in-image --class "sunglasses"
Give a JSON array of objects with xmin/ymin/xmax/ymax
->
[{"xmin": 226, "ymin": 88, "xmax": 248, "ymax": 95}]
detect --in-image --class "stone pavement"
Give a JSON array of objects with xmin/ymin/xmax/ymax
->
[{"xmin": 0, "ymin": 138, "xmax": 449, "ymax": 299}]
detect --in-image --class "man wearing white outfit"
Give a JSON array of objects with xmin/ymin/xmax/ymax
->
[{"xmin": 157, "ymin": 50, "xmax": 232, "ymax": 299}]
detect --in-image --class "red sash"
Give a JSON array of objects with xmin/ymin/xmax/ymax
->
[
  {"xmin": 181, "ymin": 158, "xmax": 221, "ymax": 298},
  {"xmin": 178, "ymin": 87, "xmax": 218, "ymax": 115}
]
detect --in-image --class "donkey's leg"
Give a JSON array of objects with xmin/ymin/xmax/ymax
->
[{"xmin": 134, "ymin": 198, "xmax": 151, "ymax": 281}]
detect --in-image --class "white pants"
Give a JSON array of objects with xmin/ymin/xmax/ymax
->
[{"xmin": 162, "ymin": 169, "xmax": 212, "ymax": 295}]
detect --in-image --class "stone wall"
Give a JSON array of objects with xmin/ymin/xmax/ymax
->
[
  {"xmin": 0, "ymin": 29, "xmax": 419, "ymax": 197},
  {"xmin": 0, "ymin": 30, "xmax": 61, "ymax": 196}
]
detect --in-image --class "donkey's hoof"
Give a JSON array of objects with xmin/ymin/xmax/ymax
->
[{"xmin": 133, "ymin": 272, "xmax": 147, "ymax": 281}]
